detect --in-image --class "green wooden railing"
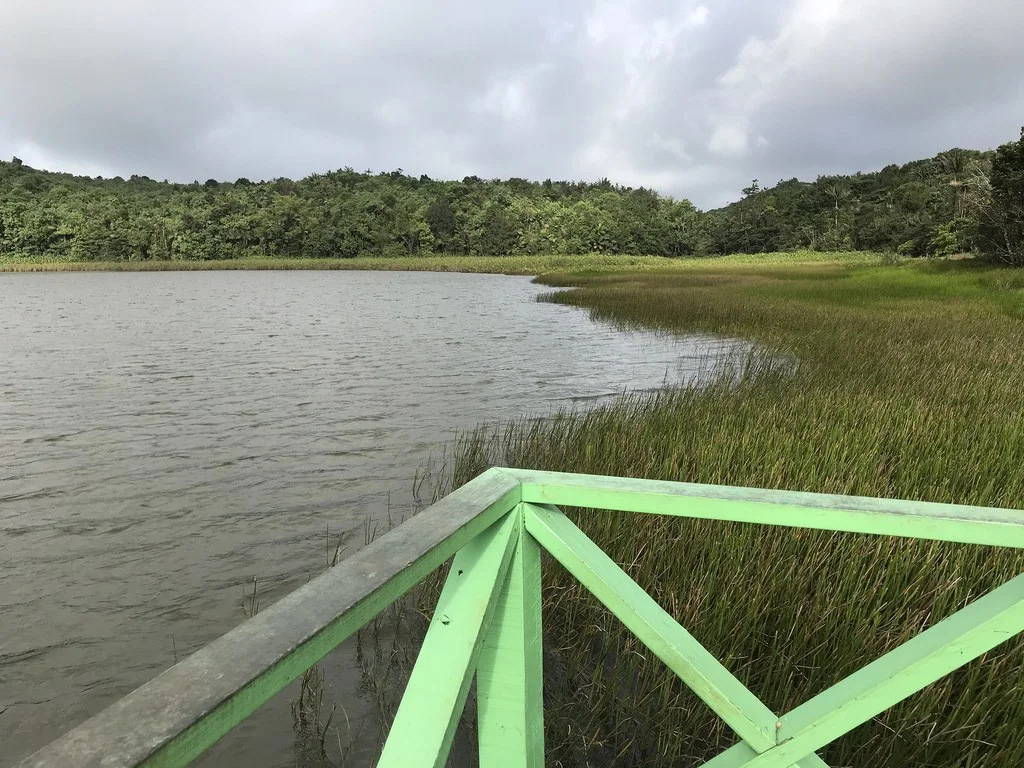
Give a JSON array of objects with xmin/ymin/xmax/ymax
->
[{"xmin": 20, "ymin": 468, "xmax": 1024, "ymax": 768}]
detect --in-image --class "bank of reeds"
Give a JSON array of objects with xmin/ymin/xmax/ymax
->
[
  {"xmin": 0, "ymin": 250, "xmax": 885, "ymax": 274},
  {"xmin": 440, "ymin": 259, "xmax": 1024, "ymax": 766}
]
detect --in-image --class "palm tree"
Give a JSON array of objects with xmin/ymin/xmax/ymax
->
[
  {"xmin": 823, "ymin": 180, "xmax": 851, "ymax": 230},
  {"xmin": 939, "ymin": 149, "xmax": 970, "ymax": 218}
]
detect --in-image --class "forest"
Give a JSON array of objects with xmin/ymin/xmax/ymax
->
[{"xmin": 1, "ymin": 127, "xmax": 1022, "ymax": 264}]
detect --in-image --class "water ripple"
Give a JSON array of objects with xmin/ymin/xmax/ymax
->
[{"xmin": 0, "ymin": 270, "xmax": 749, "ymax": 765}]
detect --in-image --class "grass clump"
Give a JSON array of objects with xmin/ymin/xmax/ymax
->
[{"xmin": 444, "ymin": 258, "xmax": 1024, "ymax": 766}]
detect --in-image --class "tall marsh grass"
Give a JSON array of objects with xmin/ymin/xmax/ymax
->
[
  {"xmin": 441, "ymin": 259, "xmax": 1024, "ymax": 766},
  {"xmin": 0, "ymin": 250, "xmax": 886, "ymax": 275}
]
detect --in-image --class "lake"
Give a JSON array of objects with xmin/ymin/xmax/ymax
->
[{"xmin": 0, "ymin": 270, "xmax": 748, "ymax": 766}]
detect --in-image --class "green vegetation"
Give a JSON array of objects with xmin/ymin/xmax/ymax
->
[
  {"xmin": 0, "ymin": 253, "xmax": 694, "ymax": 274},
  {"xmin": 0, "ymin": 250, "xmax": 886, "ymax": 273},
  {"xmin": 0, "ymin": 162, "xmax": 701, "ymax": 262},
  {"xmin": 709, "ymin": 127, "xmax": 1024, "ymax": 264},
  {"xmin": 440, "ymin": 258, "xmax": 1024, "ymax": 766},
  {"xmin": 984, "ymin": 127, "xmax": 1024, "ymax": 265},
  {"xmin": 3, "ymin": 127, "xmax": 1024, "ymax": 266}
]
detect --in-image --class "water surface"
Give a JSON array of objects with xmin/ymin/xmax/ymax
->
[{"xmin": 0, "ymin": 270, "xmax": 746, "ymax": 765}]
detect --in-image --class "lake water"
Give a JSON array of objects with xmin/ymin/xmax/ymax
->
[{"xmin": 0, "ymin": 270, "xmax": 748, "ymax": 766}]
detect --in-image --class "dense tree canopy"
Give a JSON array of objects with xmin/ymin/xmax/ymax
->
[
  {"xmin": 704, "ymin": 149, "xmax": 997, "ymax": 258},
  {"xmin": 981, "ymin": 127, "xmax": 1024, "ymax": 265},
  {"xmin": 1, "ymin": 127, "xmax": 1022, "ymax": 262},
  {"xmin": 0, "ymin": 165, "xmax": 700, "ymax": 261}
]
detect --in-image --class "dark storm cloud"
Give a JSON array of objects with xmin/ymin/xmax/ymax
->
[{"xmin": 2, "ymin": 0, "xmax": 1022, "ymax": 207}]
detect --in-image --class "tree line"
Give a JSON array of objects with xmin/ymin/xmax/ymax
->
[
  {"xmin": 2, "ymin": 127, "xmax": 1022, "ymax": 264},
  {"xmin": 706, "ymin": 128, "xmax": 1023, "ymax": 264}
]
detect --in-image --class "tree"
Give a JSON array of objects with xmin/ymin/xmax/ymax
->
[
  {"xmin": 821, "ymin": 179, "xmax": 851, "ymax": 230},
  {"xmin": 659, "ymin": 199, "xmax": 699, "ymax": 256},
  {"xmin": 426, "ymin": 198, "xmax": 456, "ymax": 252},
  {"xmin": 981, "ymin": 127, "xmax": 1024, "ymax": 264},
  {"xmin": 475, "ymin": 203, "xmax": 518, "ymax": 255},
  {"xmin": 939, "ymin": 149, "xmax": 970, "ymax": 218},
  {"xmin": 0, "ymin": 132, "xmax": 1012, "ymax": 263}
]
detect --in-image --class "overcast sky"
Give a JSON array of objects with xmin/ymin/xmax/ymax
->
[{"xmin": 2, "ymin": 0, "xmax": 1023, "ymax": 208}]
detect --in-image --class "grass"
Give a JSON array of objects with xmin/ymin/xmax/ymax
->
[
  {"xmin": 439, "ymin": 257, "xmax": 1024, "ymax": 766},
  {"xmin": 0, "ymin": 253, "xmax": 677, "ymax": 274},
  {"xmin": 0, "ymin": 250, "xmax": 886, "ymax": 275}
]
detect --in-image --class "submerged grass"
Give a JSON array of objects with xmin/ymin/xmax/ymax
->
[
  {"xmin": 442, "ymin": 258, "xmax": 1024, "ymax": 766},
  {"xmin": 0, "ymin": 250, "xmax": 885, "ymax": 275}
]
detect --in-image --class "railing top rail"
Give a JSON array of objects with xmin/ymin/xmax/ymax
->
[
  {"xmin": 506, "ymin": 469, "xmax": 1024, "ymax": 548},
  {"xmin": 19, "ymin": 468, "xmax": 521, "ymax": 768}
]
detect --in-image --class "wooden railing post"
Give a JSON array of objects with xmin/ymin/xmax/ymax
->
[
  {"xmin": 377, "ymin": 513, "xmax": 520, "ymax": 768},
  {"xmin": 476, "ymin": 503, "xmax": 545, "ymax": 767}
]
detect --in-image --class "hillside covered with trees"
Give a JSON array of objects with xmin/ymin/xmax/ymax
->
[
  {"xmin": 2, "ymin": 127, "xmax": 1022, "ymax": 264},
  {"xmin": 705, "ymin": 129, "xmax": 1022, "ymax": 264}
]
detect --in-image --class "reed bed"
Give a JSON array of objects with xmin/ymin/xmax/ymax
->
[
  {"xmin": 0, "ymin": 250, "xmax": 885, "ymax": 275},
  {"xmin": 440, "ymin": 259, "xmax": 1024, "ymax": 767}
]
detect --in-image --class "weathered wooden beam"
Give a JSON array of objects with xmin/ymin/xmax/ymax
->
[
  {"xmin": 509, "ymin": 469, "xmax": 1024, "ymax": 548},
  {"xmin": 378, "ymin": 513, "xmax": 519, "ymax": 767},
  {"xmin": 477, "ymin": 505, "xmax": 545, "ymax": 768},
  {"xmin": 17, "ymin": 468, "xmax": 522, "ymax": 768}
]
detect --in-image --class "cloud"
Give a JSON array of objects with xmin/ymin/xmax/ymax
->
[
  {"xmin": 709, "ymin": 124, "xmax": 749, "ymax": 157},
  {"xmin": 686, "ymin": 6, "xmax": 710, "ymax": 27},
  {"xmin": 1, "ymin": 0, "xmax": 1022, "ymax": 207}
]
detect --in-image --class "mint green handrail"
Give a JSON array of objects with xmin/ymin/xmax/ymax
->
[{"xmin": 19, "ymin": 468, "xmax": 1024, "ymax": 768}]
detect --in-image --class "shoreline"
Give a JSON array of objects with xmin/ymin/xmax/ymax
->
[
  {"xmin": 0, "ymin": 254, "xmax": 674, "ymax": 275},
  {"xmin": 0, "ymin": 250, "xmax": 891, "ymax": 275}
]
